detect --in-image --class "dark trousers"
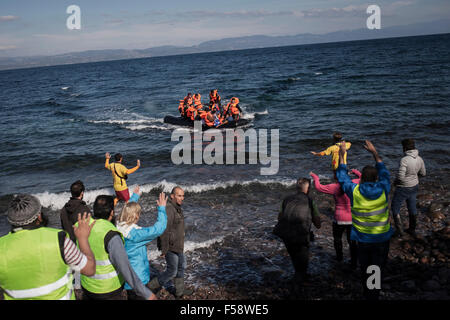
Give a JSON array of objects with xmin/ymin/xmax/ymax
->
[
  {"xmin": 332, "ymin": 223, "xmax": 358, "ymax": 266},
  {"xmin": 357, "ymin": 240, "xmax": 390, "ymax": 300},
  {"xmin": 82, "ymin": 287, "xmax": 125, "ymax": 300},
  {"xmin": 391, "ymin": 185, "xmax": 418, "ymax": 216},
  {"xmin": 283, "ymin": 241, "xmax": 309, "ymax": 281}
]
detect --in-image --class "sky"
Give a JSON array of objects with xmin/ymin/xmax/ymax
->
[{"xmin": 0, "ymin": 0, "xmax": 449, "ymax": 57}]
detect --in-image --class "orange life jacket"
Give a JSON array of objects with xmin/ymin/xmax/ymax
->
[
  {"xmin": 209, "ymin": 91, "xmax": 221, "ymax": 104},
  {"xmin": 224, "ymin": 97, "xmax": 240, "ymax": 120},
  {"xmin": 186, "ymin": 105, "xmax": 196, "ymax": 120},
  {"xmin": 178, "ymin": 100, "xmax": 185, "ymax": 116},
  {"xmin": 204, "ymin": 112, "xmax": 215, "ymax": 127},
  {"xmin": 198, "ymin": 108, "xmax": 207, "ymax": 120}
]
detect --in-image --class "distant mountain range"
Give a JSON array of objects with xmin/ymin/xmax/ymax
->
[{"xmin": 1, "ymin": 19, "xmax": 449, "ymax": 71}]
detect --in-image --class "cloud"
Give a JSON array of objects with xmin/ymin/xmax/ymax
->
[
  {"xmin": 181, "ymin": 10, "xmax": 294, "ymax": 19},
  {"xmin": 0, "ymin": 45, "xmax": 17, "ymax": 50},
  {"xmin": 0, "ymin": 15, "xmax": 19, "ymax": 22},
  {"xmin": 293, "ymin": 5, "xmax": 369, "ymax": 18}
]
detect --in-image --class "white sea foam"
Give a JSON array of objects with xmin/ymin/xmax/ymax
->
[
  {"xmin": 241, "ymin": 109, "xmax": 268, "ymax": 120},
  {"xmin": 146, "ymin": 236, "xmax": 225, "ymax": 261},
  {"xmin": 314, "ymin": 72, "xmax": 323, "ymax": 75},
  {"xmin": 33, "ymin": 187, "xmax": 115, "ymax": 211},
  {"xmin": 33, "ymin": 178, "xmax": 296, "ymax": 210},
  {"xmin": 61, "ymin": 86, "xmax": 70, "ymax": 90}
]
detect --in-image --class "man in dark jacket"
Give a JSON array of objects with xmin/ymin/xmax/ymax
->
[
  {"xmin": 274, "ymin": 178, "xmax": 321, "ymax": 285},
  {"xmin": 150, "ymin": 186, "xmax": 193, "ymax": 298},
  {"xmin": 60, "ymin": 180, "xmax": 91, "ymax": 242}
]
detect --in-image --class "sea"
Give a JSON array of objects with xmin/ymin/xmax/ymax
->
[{"xmin": 1, "ymin": 33, "xmax": 449, "ymax": 269}]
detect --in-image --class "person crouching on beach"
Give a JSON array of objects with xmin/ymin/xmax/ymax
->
[
  {"xmin": 311, "ymin": 132, "xmax": 351, "ymax": 172},
  {"xmin": 310, "ymin": 170, "xmax": 360, "ymax": 268},
  {"xmin": 116, "ymin": 192, "xmax": 168, "ymax": 300},
  {"xmin": 105, "ymin": 152, "xmax": 140, "ymax": 205}
]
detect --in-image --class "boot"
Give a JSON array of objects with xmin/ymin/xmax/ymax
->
[
  {"xmin": 393, "ymin": 214, "xmax": 405, "ymax": 237},
  {"xmin": 147, "ymin": 277, "xmax": 161, "ymax": 293},
  {"xmin": 406, "ymin": 214, "xmax": 417, "ymax": 238},
  {"xmin": 173, "ymin": 277, "xmax": 193, "ymax": 298}
]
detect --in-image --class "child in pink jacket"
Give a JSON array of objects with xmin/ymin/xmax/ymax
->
[{"xmin": 310, "ymin": 169, "xmax": 361, "ymax": 268}]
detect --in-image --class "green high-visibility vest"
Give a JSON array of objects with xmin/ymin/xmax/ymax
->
[
  {"xmin": 0, "ymin": 227, "xmax": 74, "ymax": 300},
  {"xmin": 76, "ymin": 219, "xmax": 124, "ymax": 294},
  {"xmin": 351, "ymin": 184, "xmax": 390, "ymax": 235}
]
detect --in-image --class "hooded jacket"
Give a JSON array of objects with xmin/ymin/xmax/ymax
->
[
  {"xmin": 116, "ymin": 206, "xmax": 167, "ymax": 290},
  {"xmin": 395, "ymin": 149, "xmax": 426, "ymax": 188},
  {"xmin": 336, "ymin": 162, "xmax": 393, "ymax": 243},
  {"xmin": 60, "ymin": 198, "xmax": 91, "ymax": 242}
]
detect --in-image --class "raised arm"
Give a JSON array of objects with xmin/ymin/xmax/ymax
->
[
  {"xmin": 351, "ymin": 168, "xmax": 362, "ymax": 178},
  {"xmin": 105, "ymin": 152, "xmax": 111, "ymax": 169},
  {"xmin": 130, "ymin": 193, "xmax": 168, "ymax": 243},
  {"xmin": 309, "ymin": 171, "xmax": 338, "ymax": 195},
  {"xmin": 363, "ymin": 140, "xmax": 382, "ymax": 163},
  {"xmin": 126, "ymin": 159, "xmax": 141, "ymax": 174}
]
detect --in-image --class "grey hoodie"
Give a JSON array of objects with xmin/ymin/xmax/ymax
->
[{"xmin": 395, "ymin": 149, "xmax": 426, "ymax": 188}]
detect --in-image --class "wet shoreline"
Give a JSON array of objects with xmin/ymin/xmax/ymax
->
[
  {"xmin": 148, "ymin": 177, "xmax": 450, "ymax": 300},
  {"xmin": 1, "ymin": 173, "xmax": 449, "ymax": 300}
]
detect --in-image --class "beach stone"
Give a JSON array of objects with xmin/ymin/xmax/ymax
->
[
  {"xmin": 419, "ymin": 256, "xmax": 429, "ymax": 264},
  {"xmin": 402, "ymin": 242, "xmax": 412, "ymax": 251},
  {"xmin": 400, "ymin": 280, "xmax": 416, "ymax": 292},
  {"xmin": 417, "ymin": 193, "xmax": 433, "ymax": 202},
  {"xmin": 428, "ymin": 202, "xmax": 445, "ymax": 220},
  {"xmin": 422, "ymin": 280, "xmax": 440, "ymax": 291}
]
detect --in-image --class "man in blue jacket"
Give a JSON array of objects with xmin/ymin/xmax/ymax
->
[{"xmin": 336, "ymin": 140, "xmax": 393, "ymax": 300}]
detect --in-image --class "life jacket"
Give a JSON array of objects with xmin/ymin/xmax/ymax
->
[
  {"xmin": 351, "ymin": 185, "xmax": 390, "ymax": 237},
  {"xmin": 186, "ymin": 105, "xmax": 197, "ymax": 121},
  {"xmin": 77, "ymin": 219, "xmax": 125, "ymax": 294},
  {"xmin": 183, "ymin": 94, "xmax": 192, "ymax": 103},
  {"xmin": 193, "ymin": 94, "xmax": 202, "ymax": 108},
  {"xmin": 224, "ymin": 97, "xmax": 240, "ymax": 119},
  {"xmin": 209, "ymin": 91, "xmax": 221, "ymax": 104},
  {"xmin": 204, "ymin": 112, "xmax": 215, "ymax": 127},
  {"xmin": 230, "ymin": 105, "xmax": 240, "ymax": 119},
  {"xmin": 178, "ymin": 100, "xmax": 185, "ymax": 117},
  {"xmin": 0, "ymin": 227, "xmax": 74, "ymax": 300},
  {"xmin": 210, "ymin": 103, "xmax": 220, "ymax": 113}
]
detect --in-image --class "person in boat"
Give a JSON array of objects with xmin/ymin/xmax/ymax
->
[
  {"xmin": 209, "ymin": 89, "xmax": 221, "ymax": 108},
  {"xmin": 185, "ymin": 102, "xmax": 197, "ymax": 121},
  {"xmin": 193, "ymin": 93, "xmax": 203, "ymax": 109},
  {"xmin": 223, "ymin": 97, "xmax": 242, "ymax": 122},
  {"xmin": 209, "ymin": 102, "xmax": 220, "ymax": 114},
  {"xmin": 204, "ymin": 109, "xmax": 223, "ymax": 128},
  {"xmin": 178, "ymin": 94, "xmax": 193, "ymax": 118}
]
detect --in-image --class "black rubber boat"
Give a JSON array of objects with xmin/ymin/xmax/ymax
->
[{"xmin": 164, "ymin": 115, "xmax": 250, "ymax": 130}]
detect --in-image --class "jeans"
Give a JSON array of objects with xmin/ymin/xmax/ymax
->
[
  {"xmin": 283, "ymin": 241, "xmax": 309, "ymax": 281},
  {"xmin": 358, "ymin": 240, "xmax": 390, "ymax": 300},
  {"xmin": 391, "ymin": 185, "xmax": 418, "ymax": 216},
  {"xmin": 157, "ymin": 251, "xmax": 186, "ymax": 286},
  {"xmin": 332, "ymin": 223, "xmax": 357, "ymax": 266}
]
